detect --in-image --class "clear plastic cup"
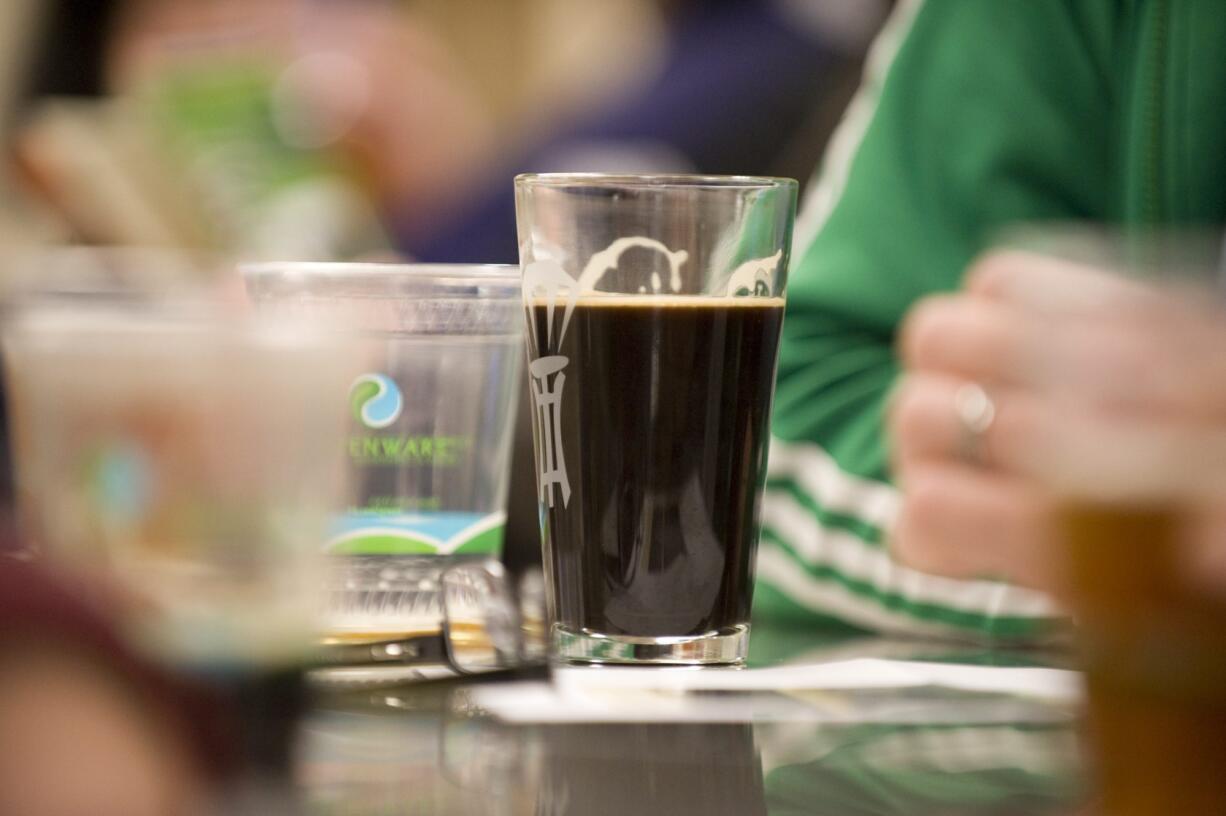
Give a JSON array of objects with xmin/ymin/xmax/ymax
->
[
  {"xmin": 243, "ymin": 263, "xmax": 523, "ymax": 635},
  {"xmin": 3, "ymin": 300, "xmax": 354, "ymax": 669}
]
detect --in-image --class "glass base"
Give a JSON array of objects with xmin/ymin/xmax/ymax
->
[{"xmin": 552, "ymin": 624, "xmax": 749, "ymax": 665}]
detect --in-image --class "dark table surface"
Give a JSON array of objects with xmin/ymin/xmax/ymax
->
[{"xmin": 298, "ymin": 626, "xmax": 1088, "ymax": 815}]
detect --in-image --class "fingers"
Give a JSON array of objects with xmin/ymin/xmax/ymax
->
[
  {"xmin": 899, "ymin": 251, "xmax": 1138, "ymax": 388},
  {"xmin": 889, "ymin": 373, "xmax": 1047, "ymax": 476},
  {"xmin": 888, "ymin": 370, "xmax": 1059, "ymax": 592},
  {"xmin": 898, "ymin": 291, "xmax": 1137, "ymax": 405},
  {"xmin": 898, "ymin": 294, "xmax": 1040, "ymax": 388},
  {"xmin": 890, "ymin": 462, "xmax": 1056, "ymax": 590},
  {"xmin": 966, "ymin": 250, "xmax": 1159, "ymax": 318},
  {"xmin": 892, "ymin": 247, "xmax": 1226, "ymax": 594},
  {"xmin": 1060, "ymin": 317, "xmax": 1226, "ymax": 424},
  {"xmin": 902, "ymin": 260, "xmax": 1226, "ymax": 428}
]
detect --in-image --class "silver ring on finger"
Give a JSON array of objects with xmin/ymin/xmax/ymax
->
[{"xmin": 953, "ymin": 382, "xmax": 996, "ymax": 467}]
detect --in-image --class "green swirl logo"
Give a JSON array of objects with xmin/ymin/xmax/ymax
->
[{"xmin": 349, "ymin": 373, "xmax": 403, "ymax": 429}]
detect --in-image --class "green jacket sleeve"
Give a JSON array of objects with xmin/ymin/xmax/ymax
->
[{"xmin": 755, "ymin": 0, "xmax": 1118, "ymax": 640}]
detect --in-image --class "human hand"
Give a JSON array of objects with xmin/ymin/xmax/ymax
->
[
  {"xmin": 890, "ymin": 249, "xmax": 1226, "ymax": 594},
  {"xmin": 889, "ymin": 251, "xmax": 1067, "ymax": 591}
]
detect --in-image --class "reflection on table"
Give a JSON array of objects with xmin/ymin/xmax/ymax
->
[{"xmin": 299, "ymin": 627, "xmax": 1086, "ymax": 815}]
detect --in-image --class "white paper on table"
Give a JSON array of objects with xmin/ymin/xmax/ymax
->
[
  {"xmin": 553, "ymin": 658, "xmax": 1082, "ymax": 699},
  {"xmin": 469, "ymin": 658, "xmax": 1083, "ymax": 725}
]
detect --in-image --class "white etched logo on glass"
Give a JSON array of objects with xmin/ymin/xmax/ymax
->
[
  {"xmin": 524, "ymin": 237, "xmax": 781, "ymax": 510},
  {"xmin": 724, "ymin": 250, "xmax": 783, "ymax": 297}
]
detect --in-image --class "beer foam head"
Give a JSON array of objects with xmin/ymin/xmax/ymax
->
[{"xmin": 528, "ymin": 294, "xmax": 786, "ymax": 309}]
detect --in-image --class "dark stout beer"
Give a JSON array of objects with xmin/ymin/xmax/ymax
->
[{"xmin": 528, "ymin": 296, "xmax": 784, "ymax": 639}]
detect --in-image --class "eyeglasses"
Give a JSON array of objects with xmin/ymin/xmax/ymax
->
[{"xmin": 318, "ymin": 559, "xmax": 548, "ymax": 677}]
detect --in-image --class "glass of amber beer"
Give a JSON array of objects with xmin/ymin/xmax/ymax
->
[{"xmin": 1010, "ymin": 227, "xmax": 1226, "ymax": 816}]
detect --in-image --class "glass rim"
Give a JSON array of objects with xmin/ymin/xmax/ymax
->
[
  {"xmin": 514, "ymin": 172, "xmax": 798, "ymax": 191},
  {"xmin": 241, "ymin": 261, "xmax": 518, "ymax": 282},
  {"xmin": 3, "ymin": 300, "xmax": 347, "ymax": 348}
]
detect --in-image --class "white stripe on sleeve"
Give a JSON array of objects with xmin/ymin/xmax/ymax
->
[
  {"xmin": 761, "ymin": 489, "xmax": 1059, "ymax": 619},
  {"xmin": 768, "ymin": 437, "xmax": 901, "ymax": 530},
  {"xmin": 791, "ymin": 0, "xmax": 926, "ymax": 256}
]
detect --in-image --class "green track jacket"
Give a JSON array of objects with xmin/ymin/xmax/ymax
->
[{"xmin": 755, "ymin": 0, "xmax": 1226, "ymax": 640}]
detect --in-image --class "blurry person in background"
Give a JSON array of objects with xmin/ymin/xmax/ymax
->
[
  {"xmin": 15, "ymin": 0, "xmax": 500, "ymax": 257},
  {"xmin": 9, "ymin": 0, "xmax": 887, "ymax": 260},
  {"xmin": 10, "ymin": 0, "xmax": 891, "ymax": 572},
  {"xmin": 758, "ymin": 2, "xmax": 1226, "ymax": 641},
  {"xmin": 401, "ymin": 0, "xmax": 891, "ymax": 262},
  {"xmin": 106, "ymin": 0, "xmax": 512, "ymax": 258}
]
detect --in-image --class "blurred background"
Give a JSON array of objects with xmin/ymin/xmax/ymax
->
[
  {"xmin": 0, "ymin": 6, "xmax": 894, "ymax": 812},
  {"xmin": 0, "ymin": 0, "xmax": 893, "ymax": 566},
  {"xmin": 0, "ymin": 0, "xmax": 890, "ymax": 263}
]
